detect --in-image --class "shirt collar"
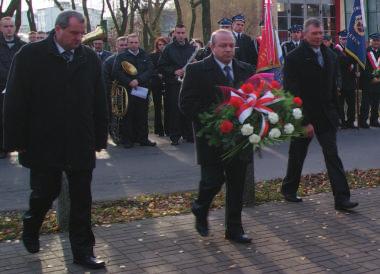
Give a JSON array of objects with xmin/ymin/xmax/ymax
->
[
  {"xmin": 214, "ymin": 56, "xmax": 233, "ymax": 70},
  {"xmin": 128, "ymin": 49, "xmax": 139, "ymax": 56},
  {"xmin": 54, "ymin": 37, "xmax": 74, "ymax": 54}
]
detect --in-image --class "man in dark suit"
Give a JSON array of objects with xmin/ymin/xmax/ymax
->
[
  {"xmin": 281, "ymin": 18, "xmax": 358, "ymax": 211},
  {"xmin": 93, "ymin": 39, "xmax": 112, "ymax": 63},
  {"xmin": 359, "ymin": 33, "xmax": 380, "ymax": 128},
  {"xmin": 281, "ymin": 24, "xmax": 303, "ymax": 57},
  {"xmin": 334, "ymin": 30, "xmax": 357, "ymax": 129},
  {"xmin": 3, "ymin": 11, "xmax": 108, "ymax": 269},
  {"xmin": 180, "ymin": 29, "xmax": 255, "ymax": 243},
  {"xmin": 231, "ymin": 14, "xmax": 258, "ymax": 69}
]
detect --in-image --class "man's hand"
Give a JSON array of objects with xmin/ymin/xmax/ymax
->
[
  {"xmin": 129, "ymin": 79, "xmax": 139, "ymax": 88},
  {"xmin": 174, "ymin": 69, "xmax": 184, "ymax": 77},
  {"xmin": 304, "ymin": 124, "xmax": 314, "ymax": 138}
]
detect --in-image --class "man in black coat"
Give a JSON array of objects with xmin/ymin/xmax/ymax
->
[
  {"xmin": 359, "ymin": 33, "xmax": 380, "ymax": 128},
  {"xmin": 158, "ymin": 24, "xmax": 197, "ymax": 145},
  {"xmin": 231, "ymin": 14, "xmax": 258, "ymax": 69},
  {"xmin": 3, "ymin": 11, "xmax": 108, "ymax": 269},
  {"xmin": 93, "ymin": 39, "xmax": 112, "ymax": 63},
  {"xmin": 281, "ymin": 18, "xmax": 358, "ymax": 211},
  {"xmin": 0, "ymin": 16, "xmax": 26, "ymax": 159},
  {"xmin": 180, "ymin": 29, "xmax": 255, "ymax": 244},
  {"xmin": 113, "ymin": 33, "xmax": 155, "ymax": 148}
]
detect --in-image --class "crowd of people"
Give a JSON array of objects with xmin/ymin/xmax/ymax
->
[{"xmin": 1, "ymin": 8, "xmax": 378, "ymax": 270}]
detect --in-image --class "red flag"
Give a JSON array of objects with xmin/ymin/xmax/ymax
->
[{"xmin": 256, "ymin": 0, "xmax": 281, "ymax": 72}]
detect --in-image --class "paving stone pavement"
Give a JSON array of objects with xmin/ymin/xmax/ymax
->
[{"xmin": 1, "ymin": 187, "xmax": 379, "ymax": 274}]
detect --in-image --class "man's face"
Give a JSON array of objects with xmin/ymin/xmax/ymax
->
[
  {"xmin": 303, "ymin": 25, "xmax": 323, "ymax": 48},
  {"xmin": 36, "ymin": 33, "xmax": 46, "ymax": 41},
  {"xmin": 93, "ymin": 40, "xmax": 104, "ymax": 52},
  {"xmin": 127, "ymin": 37, "xmax": 140, "ymax": 52},
  {"xmin": 371, "ymin": 39, "xmax": 380, "ymax": 49},
  {"xmin": 116, "ymin": 40, "xmax": 128, "ymax": 53},
  {"xmin": 174, "ymin": 27, "xmax": 187, "ymax": 43},
  {"xmin": 1, "ymin": 20, "xmax": 16, "ymax": 39},
  {"xmin": 55, "ymin": 17, "xmax": 85, "ymax": 50},
  {"xmin": 29, "ymin": 33, "xmax": 37, "ymax": 43},
  {"xmin": 232, "ymin": 21, "xmax": 245, "ymax": 33},
  {"xmin": 339, "ymin": 36, "xmax": 347, "ymax": 47},
  {"xmin": 211, "ymin": 32, "xmax": 235, "ymax": 64},
  {"xmin": 157, "ymin": 41, "xmax": 166, "ymax": 52},
  {"xmin": 290, "ymin": 31, "xmax": 302, "ymax": 41}
]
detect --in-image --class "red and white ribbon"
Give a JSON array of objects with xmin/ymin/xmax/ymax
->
[{"xmin": 367, "ymin": 51, "xmax": 380, "ymax": 70}]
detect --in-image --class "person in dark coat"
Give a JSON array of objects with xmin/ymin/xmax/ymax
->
[
  {"xmin": 93, "ymin": 39, "xmax": 112, "ymax": 63},
  {"xmin": 158, "ymin": 24, "xmax": 196, "ymax": 145},
  {"xmin": 149, "ymin": 37, "xmax": 168, "ymax": 136},
  {"xmin": 281, "ymin": 24, "xmax": 303, "ymax": 57},
  {"xmin": 334, "ymin": 30, "xmax": 357, "ymax": 129},
  {"xmin": 281, "ymin": 18, "xmax": 358, "ymax": 211},
  {"xmin": 180, "ymin": 29, "xmax": 255, "ymax": 244},
  {"xmin": 3, "ymin": 11, "xmax": 108, "ymax": 269},
  {"xmin": 0, "ymin": 16, "xmax": 26, "ymax": 159},
  {"xmin": 231, "ymin": 14, "xmax": 258, "ymax": 69},
  {"xmin": 359, "ymin": 33, "xmax": 380, "ymax": 128},
  {"xmin": 113, "ymin": 33, "xmax": 155, "ymax": 148}
]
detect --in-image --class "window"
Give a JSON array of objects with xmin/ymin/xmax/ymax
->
[{"xmin": 345, "ymin": 0, "xmax": 380, "ymax": 35}]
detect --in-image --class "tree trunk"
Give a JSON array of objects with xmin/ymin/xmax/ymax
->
[
  {"xmin": 129, "ymin": 2, "xmax": 135, "ymax": 34},
  {"xmin": 105, "ymin": 0, "xmax": 121, "ymax": 36},
  {"xmin": 189, "ymin": 0, "xmax": 200, "ymax": 40},
  {"xmin": 173, "ymin": 0, "xmax": 183, "ymax": 25},
  {"xmin": 14, "ymin": 1, "xmax": 21, "ymax": 32},
  {"xmin": 25, "ymin": 0, "xmax": 37, "ymax": 31},
  {"xmin": 201, "ymin": 0, "xmax": 211, "ymax": 44},
  {"xmin": 82, "ymin": 0, "xmax": 91, "ymax": 32},
  {"xmin": 119, "ymin": 0, "xmax": 130, "ymax": 36},
  {"xmin": 1, "ymin": 0, "xmax": 21, "ymax": 17},
  {"xmin": 70, "ymin": 0, "xmax": 76, "ymax": 9},
  {"xmin": 100, "ymin": 0, "xmax": 105, "ymax": 22}
]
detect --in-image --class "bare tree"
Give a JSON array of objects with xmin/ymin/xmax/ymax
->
[
  {"xmin": 173, "ymin": 0, "xmax": 182, "ymax": 25},
  {"xmin": 82, "ymin": 0, "xmax": 91, "ymax": 32},
  {"xmin": 53, "ymin": 0, "xmax": 64, "ymax": 11},
  {"xmin": 70, "ymin": 0, "xmax": 76, "ymax": 9},
  {"xmin": 201, "ymin": 0, "xmax": 211, "ymax": 43},
  {"xmin": 0, "ymin": 0, "xmax": 22, "ymax": 17},
  {"xmin": 25, "ymin": 0, "xmax": 37, "ymax": 31},
  {"xmin": 105, "ymin": 0, "xmax": 130, "ymax": 36},
  {"xmin": 188, "ymin": 0, "xmax": 201, "ymax": 39}
]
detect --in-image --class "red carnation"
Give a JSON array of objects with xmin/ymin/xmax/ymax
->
[
  {"xmin": 293, "ymin": 97, "xmax": 303, "ymax": 106},
  {"xmin": 219, "ymin": 120, "xmax": 234, "ymax": 134},
  {"xmin": 269, "ymin": 80, "xmax": 281, "ymax": 90},
  {"xmin": 241, "ymin": 83, "xmax": 254, "ymax": 94},
  {"xmin": 229, "ymin": 96, "xmax": 243, "ymax": 108}
]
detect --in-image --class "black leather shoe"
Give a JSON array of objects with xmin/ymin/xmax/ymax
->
[
  {"xmin": 171, "ymin": 140, "xmax": 179, "ymax": 146},
  {"xmin": 345, "ymin": 123, "xmax": 358, "ymax": 129},
  {"xmin": 140, "ymin": 140, "xmax": 156, "ymax": 146},
  {"xmin": 225, "ymin": 232, "xmax": 252, "ymax": 244},
  {"xmin": 281, "ymin": 191, "xmax": 303, "ymax": 202},
  {"xmin": 370, "ymin": 122, "xmax": 380, "ymax": 128},
  {"xmin": 22, "ymin": 233, "xmax": 40, "ymax": 253},
  {"xmin": 359, "ymin": 123, "xmax": 370, "ymax": 129},
  {"xmin": 191, "ymin": 203, "xmax": 209, "ymax": 237},
  {"xmin": 74, "ymin": 255, "xmax": 106, "ymax": 269},
  {"xmin": 335, "ymin": 200, "xmax": 359, "ymax": 211}
]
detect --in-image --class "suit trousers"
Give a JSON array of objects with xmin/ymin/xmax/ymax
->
[
  {"xmin": 121, "ymin": 93, "xmax": 149, "ymax": 144},
  {"xmin": 166, "ymin": 83, "xmax": 193, "ymax": 141},
  {"xmin": 360, "ymin": 85, "xmax": 380, "ymax": 125},
  {"xmin": 282, "ymin": 129, "xmax": 350, "ymax": 203},
  {"xmin": 151, "ymin": 85, "xmax": 164, "ymax": 135},
  {"xmin": 338, "ymin": 89, "xmax": 356, "ymax": 125},
  {"xmin": 195, "ymin": 160, "xmax": 247, "ymax": 233},
  {"xmin": 25, "ymin": 168, "xmax": 95, "ymax": 256}
]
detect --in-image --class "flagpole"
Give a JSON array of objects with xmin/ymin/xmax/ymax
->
[{"xmin": 355, "ymin": 64, "xmax": 360, "ymax": 130}]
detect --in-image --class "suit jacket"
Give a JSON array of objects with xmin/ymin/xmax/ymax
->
[
  {"xmin": 283, "ymin": 41, "xmax": 340, "ymax": 133},
  {"xmin": 333, "ymin": 45, "xmax": 356, "ymax": 91},
  {"xmin": 233, "ymin": 32, "xmax": 258, "ymax": 68},
  {"xmin": 98, "ymin": 50, "xmax": 112, "ymax": 63},
  {"xmin": 179, "ymin": 55, "xmax": 254, "ymax": 165}
]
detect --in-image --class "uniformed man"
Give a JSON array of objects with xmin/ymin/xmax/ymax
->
[
  {"xmin": 218, "ymin": 17, "xmax": 233, "ymax": 31},
  {"xmin": 359, "ymin": 33, "xmax": 380, "ymax": 128},
  {"xmin": 93, "ymin": 39, "xmax": 112, "ymax": 63},
  {"xmin": 322, "ymin": 34, "xmax": 334, "ymax": 50},
  {"xmin": 281, "ymin": 24, "xmax": 303, "ymax": 57},
  {"xmin": 158, "ymin": 24, "xmax": 196, "ymax": 145},
  {"xmin": 231, "ymin": 14, "xmax": 258, "ymax": 68},
  {"xmin": 334, "ymin": 30, "xmax": 357, "ymax": 129}
]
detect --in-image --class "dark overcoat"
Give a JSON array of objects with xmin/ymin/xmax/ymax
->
[
  {"xmin": 283, "ymin": 41, "xmax": 340, "ymax": 133},
  {"xmin": 3, "ymin": 31, "xmax": 108, "ymax": 170},
  {"xmin": 179, "ymin": 55, "xmax": 254, "ymax": 165}
]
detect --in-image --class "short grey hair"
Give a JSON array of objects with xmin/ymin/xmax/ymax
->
[
  {"xmin": 210, "ymin": 29, "xmax": 235, "ymax": 46},
  {"xmin": 55, "ymin": 10, "xmax": 85, "ymax": 29},
  {"xmin": 304, "ymin": 18, "xmax": 323, "ymax": 32}
]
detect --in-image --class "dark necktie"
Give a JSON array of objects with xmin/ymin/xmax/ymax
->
[
  {"xmin": 316, "ymin": 50, "xmax": 324, "ymax": 67},
  {"xmin": 62, "ymin": 50, "xmax": 73, "ymax": 62},
  {"xmin": 223, "ymin": 65, "xmax": 234, "ymax": 85}
]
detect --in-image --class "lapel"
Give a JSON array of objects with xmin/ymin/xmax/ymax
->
[
  {"xmin": 203, "ymin": 55, "xmax": 231, "ymax": 86},
  {"xmin": 301, "ymin": 41, "xmax": 324, "ymax": 69}
]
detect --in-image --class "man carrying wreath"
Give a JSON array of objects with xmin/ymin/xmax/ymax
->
[{"xmin": 179, "ymin": 29, "xmax": 254, "ymax": 243}]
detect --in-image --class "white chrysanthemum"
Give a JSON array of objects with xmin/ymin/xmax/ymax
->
[
  {"xmin": 241, "ymin": 124, "xmax": 254, "ymax": 136},
  {"xmin": 269, "ymin": 128, "xmax": 281, "ymax": 139},
  {"xmin": 268, "ymin": 112, "xmax": 279, "ymax": 124},
  {"xmin": 284, "ymin": 123, "xmax": 295, "ymax": 134},
  {"xmin": 292, "ymin": 108, "xmax": 303, "ymax": 120},
  {"xmin": 249, "ymin": 134, "xmax": 261, "ymax": 144}
]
